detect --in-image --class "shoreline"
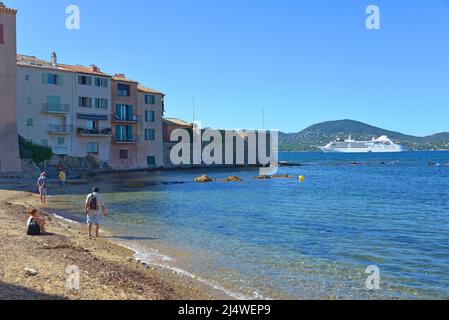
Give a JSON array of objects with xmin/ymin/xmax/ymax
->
[{"xmin": 0, "ymin": 189, "xmax": 232, "ymax": 300}]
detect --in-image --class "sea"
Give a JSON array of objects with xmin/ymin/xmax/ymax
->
[{"xmin": 48, "ymin": 151, "xmax": 449, "ymax": 300}]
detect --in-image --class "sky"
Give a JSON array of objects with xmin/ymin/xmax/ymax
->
[{"xmin": 8, "ymin": 0, "xmax": 449, "ymax": 135}]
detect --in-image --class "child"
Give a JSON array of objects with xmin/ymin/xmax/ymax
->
[
  {"xmin": 59, "ymin": 170, "xmax": 66, "ymax": 193},
  {"xmin": 26, "ymin": 209, "xmax": 46, "ymax": 236}
]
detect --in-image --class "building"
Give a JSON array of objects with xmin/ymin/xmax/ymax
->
[
  {"xmin": 61, "ymin": 63, "xmax": 112, "ymax": 161},
  {"xmin": 17, "ymin": 54, "xmax": 75, "ymax": 157},
  {"xmin": 2, "ymin": 2, "xmax": 166, "ymax": 171},
  {"xmin": 137, "ymin": 86, "xmax": 165, "ymax": 168},
  {"xmin": 163, "ymin": 118, "xmax": 192, "ymax": 143},
  {"xmin": 110, "ymin": 74, "xmax": 140, "ymax": 168},
  {"xmin": 0, "ymin": 2, "xmax": 22, "ymax": 173}
]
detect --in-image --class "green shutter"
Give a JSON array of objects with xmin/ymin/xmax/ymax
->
[
  {"xmin": 42, "ymin": 73, "xmax": 48, "ymax": 84},
  {"xmin": 58, "ymin": 75, "xmax": 63, "ymax": 86},
  {"xmin": 151, "ymin": 95, "xmax": 155, "ymax": 104}
]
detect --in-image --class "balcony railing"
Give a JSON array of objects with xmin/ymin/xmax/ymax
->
[
  {"xmin": 43, "ymin": 103, "xmax": 70, "ymax": 113},
  {"xmin": 52, "ymin": 146, "xmax": 69, "ymax": 155},
  {"xmin": 77, "ymin": 127, "xmax": 112, "ymax": 136},
  {"xmin": 48, "ymin": 124, "xmax": 73, "ymax": 134},
  {"xmin": 112, "ymin": 114, "xmax": 138, "ymax": 122},
  {"xmin": 113, "ymin": 135, "xmax": 138, "ymax": 143}
]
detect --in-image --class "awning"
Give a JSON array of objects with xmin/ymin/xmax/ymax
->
[{"xmin": 77, "ymin": 113, "xmax": 108, "ymax": 121}]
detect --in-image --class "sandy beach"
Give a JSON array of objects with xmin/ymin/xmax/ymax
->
[{"xmin": 0, "ymin": 188, "xmax": 230, "ymax": 300}]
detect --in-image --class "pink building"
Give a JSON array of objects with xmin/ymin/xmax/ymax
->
[{"xmin": 0, "ymin": 3, "xmax": 21, "ymax": 173}]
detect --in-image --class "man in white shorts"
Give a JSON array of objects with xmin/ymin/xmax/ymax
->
[{"xmin": 85, "ymin": 187, "xmax": 106, "ymax": 239}]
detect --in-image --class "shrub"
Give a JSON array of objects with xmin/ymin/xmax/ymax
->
[{"xmin": 18, "ymin": 135, "xmax": 53, "ymax": 164}]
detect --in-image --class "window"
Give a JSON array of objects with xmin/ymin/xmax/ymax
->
[
  {"xmin": 57, "ymin": 137, "xmax": 65, "ymax": 145},
  {"xmin": 26, "ymin": 118, "xmax": 33, "ymax": 127},
  {"xmin": 145, "ymin": 94, "xmax": 155, "ymax": 105},
  {"xmin": 27, "ymin": 97, "xmax": 32, "ymax": 104},
  {"xmin": 145, "ymin": 129, "xmax": 155, "ymax": 141},
  {"xmin": 25, "ymin": 74, "xmax": 30, "ymax": 81},
  {"xmin": 44, "ymin": 73, "xmax": 62, "ymax": 85},
  {"xmin": 115, "ymin": 125, "xmax": 133, "ymax": 141},
  {"xmin": 147, "ymin": 156, "xmax": 156, "ymax": 168},
  {"xmin": 87, "ymin": 120, "xmax": 99, "ymax": 130},
  {"xmin": 79, "ymin": 97, "xmax": 92, "ymax": 108},
  {"xmin": 119, "ymin": 150, "xmax": 128, "ymax": 159},
  {"xmin": 87, "ymin": 142, "xmax": 100, "ymax": 155},
  {"xmin": 95, "ymin": 98, "xmax": 108, "ymax": 109},
  {"xmin": 144, "ymin": 110, "xmax": 155, "ymax": 122},
  {"xmin": 115, "ymin": 104, "xmax": 134, "ymax": 120},
  {"xmin": 95, "ymin": 78, "xmax": 108, "ymax": 87},
  {"xmin": 78, "ymin": 75, "xmax": 92, "ymax": 85},
  {"xmin": 117, "ymin": 84, "xmax": 130, "ymax": 97},
  {"xmin": 0, "ymin": 24, "xmax": 4, "ymax": 44}
]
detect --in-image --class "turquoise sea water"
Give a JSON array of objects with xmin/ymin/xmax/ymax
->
[{"xmin": 53, "ymin": 151, "xmax": 449, "ymax": 299}]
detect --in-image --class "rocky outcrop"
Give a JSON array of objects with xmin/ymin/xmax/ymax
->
[
  {"xmin": 224, "ymin": 176, "xmax": 243, "ymax": 182},
  {"xmin": 194, "ymin": 175, "xmax": 213, "ymax": 183}
]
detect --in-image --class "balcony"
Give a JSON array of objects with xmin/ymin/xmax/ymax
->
[
  {"xmin": 51, "ymin": 146, "xmax": 69, "ymax": 155},
  {"xmin": 48, "ymin": 124, "xmax": 73, "ymax": 134},
  {"xmin": 113, "ymin": 135, "xmax": 138, "ymax": 144},
  {"xmin": 43, "ymin": 103, "xmax": 70, "ymax": 114},
  {"xmin": 77, "ymin": 127, "xmax": 112, "ymax": 137},
  {"xmin": 112, "ymin": 114, "xmax": 138, "ymax": 123}
]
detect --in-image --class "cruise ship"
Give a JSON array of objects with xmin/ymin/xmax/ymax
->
[{"xmin": 319, "ymin": 135, "xmax": 404, "ymax": 153}]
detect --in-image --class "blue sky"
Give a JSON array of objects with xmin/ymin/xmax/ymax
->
[{"xmin": 10, "ymin": 0, "xmax": 449, "ymax": 135}]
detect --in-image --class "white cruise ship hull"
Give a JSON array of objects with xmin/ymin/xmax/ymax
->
[{"xmin": 319, "ymin": 147, "xmax": 403, "ymax": 153}]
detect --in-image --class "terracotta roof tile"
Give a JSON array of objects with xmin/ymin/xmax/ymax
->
[
  {"xmin": 163, "ymin": 118, "xmax": 192, "ymax": 126},
  {"xmin": 137, "ymin": 85, "xmax": 164, "ymax": 95},
  {"xmin": 0, "ymin": 4, "xmax": 17, "ymax": 15},
  {"xmin": 59, "ymin": 64, "xmax": 110, "ymax": 77}
]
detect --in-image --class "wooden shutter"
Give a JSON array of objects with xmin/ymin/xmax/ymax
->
[{"xmin": 0, "ymin": 24, "xmax": 4, "ymax": 44}]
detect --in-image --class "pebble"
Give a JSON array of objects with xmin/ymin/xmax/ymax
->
[{"xmin": 24, "ymin": 268, "xmax": 38, "ymax": 276}]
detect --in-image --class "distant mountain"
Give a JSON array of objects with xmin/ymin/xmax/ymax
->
[{"xmin": 279, "ymin": 119, "xmax": 449, "ymax": 151}]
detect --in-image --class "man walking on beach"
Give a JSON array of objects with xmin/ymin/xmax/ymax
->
[
  {"xmin": 85, "ymin": 187, "xmax": 106, "ymax": 239},
  {"xmin": 37, "ymin": 172, "xmax": 47, "ymax": 204}
]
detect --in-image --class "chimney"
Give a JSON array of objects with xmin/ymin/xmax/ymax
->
[
  {"xmin": 51, "ymin": 52, "xmax": 57, "ymax": 66},
  {"xmin": 90, "ymin": 64, "xmax": 100, "ymax": 72}
]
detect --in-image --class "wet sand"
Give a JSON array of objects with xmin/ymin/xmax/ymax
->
[{"xmin": 0, "ymin": 188, "xmax": 231, "ymax": 300}]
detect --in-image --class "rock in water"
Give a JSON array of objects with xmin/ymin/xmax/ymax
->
[
  {"xmin": 253, "ymin": 175, "xmax": 272, "ymax": 179},
  {"xmin": 194, "ymin": 175, "xmax": 213, "ymax": 183},
  {"xmin": 225, "ymin": 176, "xmax": 243, "ymax": 182},
  {"xmin": 24, "ymin": 268, "xmax": 38, "ymax": 276}
]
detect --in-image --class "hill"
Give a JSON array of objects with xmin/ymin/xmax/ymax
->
[{"xmin": 279, "ymin": 120, "xmax": 449, "ymax": 151}]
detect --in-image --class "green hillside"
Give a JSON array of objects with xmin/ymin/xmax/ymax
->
[{"xmin": 279, "ymin": 120, "xmax": 449, "ymax": 151}]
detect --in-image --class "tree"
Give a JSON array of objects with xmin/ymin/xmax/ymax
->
[{"xmin": 18, "ymin": 135, "xmax": 53, "ymax": 164}]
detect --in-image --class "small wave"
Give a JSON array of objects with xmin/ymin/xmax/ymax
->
[
  {"xmin": 52, "ymin": 213, "xmax": 80, "ymax": 225},
  {"xmin": 115, "ymin": 241, "xmax": 268, "ymax": 300}
]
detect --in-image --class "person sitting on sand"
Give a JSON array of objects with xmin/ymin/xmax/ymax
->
[
  {"xmin": 26, "ymin": 209, "xmax": 46, "ymax": 236},
  {"xmin": 37, "ymin": 172, "xmax": 47, "ymax": 204},
  {"xmin": 85, "ymin": 187, "xmax": 106, "ymax": 239}
]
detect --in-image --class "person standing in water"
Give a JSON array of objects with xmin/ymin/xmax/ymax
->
[
  {"xmin": 85, "ymin": 187, "xmax": 106, "ymax": 239},
  {"xmin": 58, "ymin": 170, "xmax": 66, "ymax": 193},
  {"xmin": 37, "ymin": 172, "xmax": 47, "ymax": 204}
]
